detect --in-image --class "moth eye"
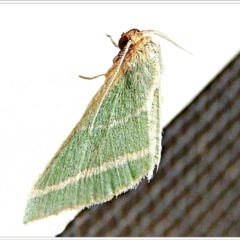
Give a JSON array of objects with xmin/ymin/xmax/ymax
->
[{"xmin": 118, "ymin": 34, "xmax": 130, "ymax": 50}]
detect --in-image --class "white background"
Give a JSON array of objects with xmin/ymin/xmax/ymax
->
[{"xmin": 0, "ymin": 2, "xmax": 240, "ymax": 237}]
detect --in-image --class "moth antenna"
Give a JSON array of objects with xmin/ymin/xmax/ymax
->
[
  {"xmin": 143, "ymin": 30, "xmax": 193, "ymax": 55},
  {"xmin": 89, "ymin": 40, "xmax": 132, "ymax": 132}
]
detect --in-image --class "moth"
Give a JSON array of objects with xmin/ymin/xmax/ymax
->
[{"xmin": 23, "ymin": 28, "xmax": 188, "ymax": 223}]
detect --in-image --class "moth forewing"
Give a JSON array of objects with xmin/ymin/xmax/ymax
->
[{"xmin": 23, "ymin": 28, "xmax": 183, "ymax": 224}]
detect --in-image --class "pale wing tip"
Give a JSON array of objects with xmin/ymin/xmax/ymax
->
[
  {"xmin": 23, "ymin": 208, "xmax": 31, "ymax": 224},
  {"xmin": 23, "ymin": 199, "xmax": 44, "ymax": 224},
  {"xmin": 23, "ymin": 202, "xmax": 35, "ymax": 224}
]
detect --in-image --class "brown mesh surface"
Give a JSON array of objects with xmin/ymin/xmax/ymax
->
[{"xmin": 58, "ymin": 52, "xmax": 240, "ymax": 237}]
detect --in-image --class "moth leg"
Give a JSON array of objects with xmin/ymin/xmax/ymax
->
[
  {"xmin": 78, "ymin": 34, "xmax": 117, "ymax": 81},
  {"xmin": 78, "ymin": 73, "xmax": 105, "ymax": 80},
  {"xmin": 106, "ymin": 34, "xmax": 118, "ymax": 48}
]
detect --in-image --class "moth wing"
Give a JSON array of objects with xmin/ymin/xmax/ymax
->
[{"xmin": 23, "ymin": 43, "xmax": 162, "ymax": 224}]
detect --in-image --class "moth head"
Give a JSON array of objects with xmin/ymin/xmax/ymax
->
[{"xmin": 118, "ymin": 28, "xmax": 140, "ymax": 50}]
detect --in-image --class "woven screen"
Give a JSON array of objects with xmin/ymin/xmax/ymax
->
[{"xmin": 58, "ymin": 52, "xmax": 240, "ymax": 237}]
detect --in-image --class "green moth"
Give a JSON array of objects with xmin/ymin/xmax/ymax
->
[{"xmin": 23, "ymin": 29, "xmax": 187, "ymax": 224}]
